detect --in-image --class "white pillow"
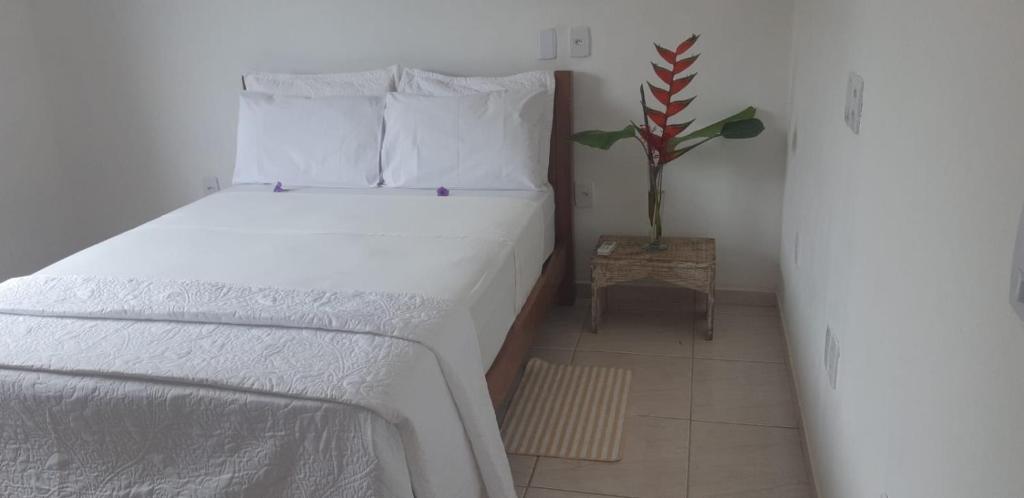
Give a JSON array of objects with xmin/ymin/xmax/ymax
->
[
  {"xmin": 381, "ymin": 90, "xmax": 552, "ymax": 190},
  {"xmin": 243, "ymin": 66, "xmax": 398, "ymax": 97},
  {"xmin": 233, "ymin": 92, "xmax": 383, "ymax": 188},
  {"xmin": 398, "ymin": 68, "xmax": 554, "ymax": 96}
]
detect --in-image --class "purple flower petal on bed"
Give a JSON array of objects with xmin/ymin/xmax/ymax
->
[
  {"xmin": 273, "ymin": 181, "xmax": 286, "ymax": 193},
  {"xmin": 436, "ymin": 186, "xmax": 450, "ymax": 197}
]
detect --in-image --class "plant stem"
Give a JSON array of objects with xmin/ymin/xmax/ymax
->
[{"xmin": 648, "ymin": 164, "xmax": 665, "ymax": 249}]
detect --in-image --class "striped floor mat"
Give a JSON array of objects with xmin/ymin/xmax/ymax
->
[{"xmin": 501, "ymin": 358, "xmax": 631, "ymax": 462}]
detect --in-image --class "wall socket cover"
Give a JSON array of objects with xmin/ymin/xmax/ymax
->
[
  {"xmin": 570, "ymin": 26, "xmax": 591, "ymax": 58},
  {"xmin": 574, "ymin": 182, "xmax": 594, "ymax": 208},
  {"xmin": 824, "ymin": 326, "xmax": 840, "ymax": 390},
  {"xmin": 823, "ymin": 326, "xmax": 832, "ymax": 367},
  {"xmin": 203, "ymin": 176, "xmax": 221, "ymax": 195},
  {"xmin": 845, "ymin": 72, "xmax": 865, "ymax": 134},
  {"xmin": 790, "ymin": 120, "xmax": 799, "ymax": 154},
  {"xmin": 793, "ymin": 232, "xmax": 800, "ymax": 267}
]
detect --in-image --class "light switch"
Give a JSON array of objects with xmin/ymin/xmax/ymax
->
[
  {"xmin": 538, "ymin": 28, "xmax": 557, "ymax": 60},
  {"xmin": 570, "ymin": 26, "xmax": 591, "ymax": 58}
]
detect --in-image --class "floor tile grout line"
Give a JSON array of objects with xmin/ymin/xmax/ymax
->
[
  {"xmin": 539, "ymin": 347, "xmax": 791, "ymax": 365},
  {"xmin": 716, "ymin": 309, "xmax": 781, "ymax": 313},
  {"xmin": 692, "ymin": 358, "xmax": 786, "ymax": 364},
  {"xmin": 570, "ymin": 317, "xmax": 584, "ymax": 364},
  {"xmin": 688, "ymin": 418, "xmax": 802, "ymax": 430},
  {"xmin": 552, "ymin": 347, "xmax": 789, "ymax": 365},
  {"xmin": 526, "ymin": 453, "xmax": 539, "ymax": 489},
  {"xmin": 630, "ymin": 413, "xmax": 801, "ymax": 431},
  {"xmin": 575, "ymin": 350, "xmax": 694, "ymax": 359},
  {"xmin": 527, "ymin": 484, "xmax": 636, "ymax": 498}
]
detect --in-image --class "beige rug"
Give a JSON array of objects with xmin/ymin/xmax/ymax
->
[{"xmin": 501, "ymin": 358, "xmax": 632, "ymax": 462}]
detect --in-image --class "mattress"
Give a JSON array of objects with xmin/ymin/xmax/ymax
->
[{"xmin": 39, "ymin": 185, "xmax": 556, "ymax": 366}]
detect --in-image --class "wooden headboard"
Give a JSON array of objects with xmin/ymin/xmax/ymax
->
[{"xmin": 550, "ymin": 70, "xmax": 575, "ymax": 304}]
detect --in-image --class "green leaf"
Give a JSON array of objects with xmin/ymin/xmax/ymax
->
[
  {"xmin": 663, "ymin": 117, "xmax": 764, "ymax": 164},
  {"xmin": 666, "ymin": 137, "xmax": 713, "ymax": 162},
  {"xmin": 721, "ymin": 118, "xmax": 765, "ymax": 139},
  {"xmin": 570, "ymin": 125, "xmax": 636, "ymax": 150},
  {"xmin": 667, "ymin": 107, "xmax": 757, "ymax": 149}
]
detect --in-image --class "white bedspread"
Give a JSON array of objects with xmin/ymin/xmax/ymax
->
[
  {"xmin": 0, "ymin": 275, "xmax": 514, "ymax": 498},
  {"xmin": 0, "ymin": 189, "xmax": 550, "ymax": 498}
]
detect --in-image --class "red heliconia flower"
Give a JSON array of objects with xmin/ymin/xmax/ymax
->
[
  {"xmin": 569, "ymin": 34, "xmax": 763, "ymax": 170},
  {"xmin": 643, "ymin": 34, "xmax": 700, "ymax": 164}
]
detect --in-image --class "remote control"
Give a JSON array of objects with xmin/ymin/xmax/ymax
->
[{"xmin": 597, "ymin": 241, "xmax": 617, "ymax": 256}]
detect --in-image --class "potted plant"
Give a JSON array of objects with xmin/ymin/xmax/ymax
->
[{"xmin": 571, "ymin": 34, "xmax": 765, "ymax": 250}]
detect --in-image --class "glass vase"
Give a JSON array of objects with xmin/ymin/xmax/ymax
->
[{"xmin": 646, "ymin": 167, "xmax": 667, "ymax": 251}]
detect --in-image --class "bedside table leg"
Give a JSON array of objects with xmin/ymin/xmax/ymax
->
[{"xmin": 591, "ymin": 284, "xmax": 603, "ymax": 332}]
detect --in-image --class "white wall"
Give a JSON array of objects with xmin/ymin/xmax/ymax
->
[
  {"xmin": 782, "ymin": 1, "xmax": 1024, "ymax": 497},
  {"xmin": 0, "ymin": 0, "xmax": 77, "ymax": 281},
  {"xmin": 22, "ymin": 0, "xmax": 794, "ymax": 291}
]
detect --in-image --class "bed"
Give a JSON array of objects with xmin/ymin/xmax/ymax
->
[{"xmin": 0, "ymin": 72, "xmax": 574, "ymax": 497}]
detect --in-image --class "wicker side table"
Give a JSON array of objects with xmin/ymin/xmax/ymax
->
[{"xmin": 590, "ymin": 235, "xmax": 717, "ymax": 340}]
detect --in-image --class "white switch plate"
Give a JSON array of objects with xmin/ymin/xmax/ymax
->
[
  {"xmin": 203, "ymin": 176, "xmax": 221, "ymax": 195},
  {"xmin": 570, "ymin": 26, "xmax": 590, "ymax": 58},
  {"xmin": 538, "ymin": 28, "xmax": 557, "ymax": 60},
  {"xmin": 845, "ymin": 72, "xmax": 865, "ymax": 134},
  {"xmin": 574, "ymin": 182, "xmax": 594, "ymax": 208}
]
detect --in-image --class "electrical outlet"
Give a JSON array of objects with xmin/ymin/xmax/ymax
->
[
  {"xmin": 203, "ymin": 176, "xmax": 221, "ymax": 195},
  {"xmin": 790, "ymin": 122, "xmax": 799, "ymax": 153},
  {"xmin": 845, "ymin": 72, "xmax": 865, "ymax": 134},
  {"xmin": 824, "ymin": 325, "xmax": 840, "ymax": 390},
  {"xmin": 574, "ymin": 182, "xmax": 594, "ymax": 208},
  {"xmin": 833, "ymin": 346, "xmax": 842, "ymax": 390},
  {"xmin": 794, "ymin": 232, "xmax": 800, "ymax": 267},
  {"xmin": 1016, "ymin": 268, "xmax": 1024, "ymax": 304},
  {"xmin": 570, "ymin": 26, "xmax": 591, "ymax": 58},
  {"xmin": 823, "ymin": 326, "xmax": 832, "ymax": 367}
]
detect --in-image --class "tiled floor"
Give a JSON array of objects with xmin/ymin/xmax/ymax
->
[{"xmin": 507, "ymin": 286, "xmax": 814, "ymax": 498}]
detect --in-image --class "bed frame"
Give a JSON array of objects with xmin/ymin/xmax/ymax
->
[{"xmin": 485, "ymin": 70, "xmax": 575, "ymax": 408}]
